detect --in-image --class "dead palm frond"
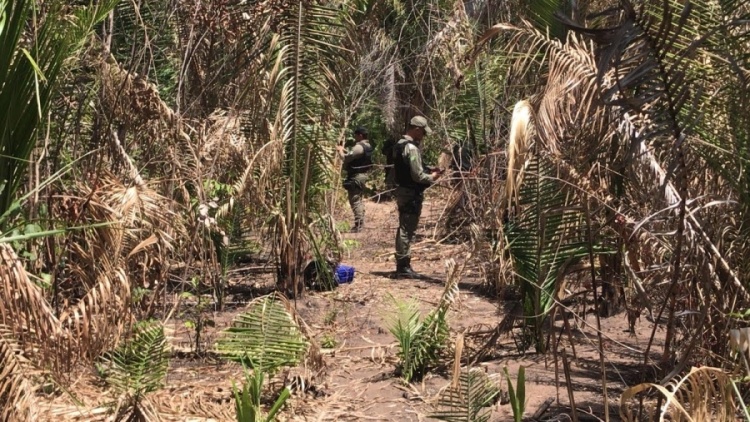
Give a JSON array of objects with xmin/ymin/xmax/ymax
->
[
  {"xmin": 0, "ymin": 243, "xmax": 62, "ymax": 361},
  {"xmin": 431, "ymin": 369, "xmax": 501, "ymax": 422},
  {"xmin": 59, "ymin": 259, "xmax": 131, "ymax": 360},
  {"xmin": 53, "ymin": 173, "xmax": 183, "ymax": 360},
  {"xmin": 0, "ymin": 325, "xmax": 37, "ymax": 422},
  {"xmin": 620, "ymin": 366, "xmax": 736, "ymax": 422},
  {"xmin": 505, "ymin": 100, "xmax": 533, "ymax": 211}
]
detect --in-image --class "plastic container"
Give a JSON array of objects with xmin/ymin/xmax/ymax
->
[{"xmin": 334, "ymin": 264, "xmax": 355, "ymax": 284}]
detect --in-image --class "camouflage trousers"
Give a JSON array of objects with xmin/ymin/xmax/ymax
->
[
  {"xmin": 394, "ymin": 187, "xmax": 423, "ymax": 267},
  {"xmin": 344, "ymin": 174, "xmax": 368, "ymax": 229}
]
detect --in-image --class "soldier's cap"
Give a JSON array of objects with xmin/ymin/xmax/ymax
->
[
  {"xmin": 354, "ymin": 126, "xmax": 368, "ymax": 136},
  {"xmin": 410, "ymin": 116, "xmax": 433, "ymax": 135}
]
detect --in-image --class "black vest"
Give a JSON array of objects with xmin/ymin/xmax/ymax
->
[
  {"xmin": 394, "ymin": 140, "xmax": 420, "ymax": 189},
  {"xmin": 345, "ymin": 141, "xmax": 373, "ymax": 176}
]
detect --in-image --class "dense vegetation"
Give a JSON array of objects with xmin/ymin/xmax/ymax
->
[{"xmin": 2, "ymin": 0, "xmax": 750, "ymax": 420}]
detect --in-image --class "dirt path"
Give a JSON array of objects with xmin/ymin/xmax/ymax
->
[
  {"xmin": 155, "ymin": 196, "xmax": 665, "ymax": 422},
  {"xmin": 278, "ymin": 198, "xmax": 664, "ymax": 421}
]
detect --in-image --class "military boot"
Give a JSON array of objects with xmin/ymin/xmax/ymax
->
[{"xmin": 396, "ymin": 258, "xmax": 420, "ymax": 279}]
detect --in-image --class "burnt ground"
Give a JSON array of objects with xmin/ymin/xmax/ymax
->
[{"xmin": 38, "ymin": 195, "xmax": 667, "ymax": 421}]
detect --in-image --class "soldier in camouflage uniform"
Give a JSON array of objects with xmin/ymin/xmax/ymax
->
[
  {"xmin": 392, "ymin": 116, "xmax": 443, "ymax": 278},
  {"xmin": 338, "ymin": 127, "xmax": 373, "ymax": 232}
]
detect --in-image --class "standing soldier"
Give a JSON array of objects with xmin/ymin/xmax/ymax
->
[
  {"xmin": 393, "ymin": 116, "xmax": 443, "ymax": 278},
  {"xmin": 337, "ymin": 127, "xmax": 373, "ymax": 233}
]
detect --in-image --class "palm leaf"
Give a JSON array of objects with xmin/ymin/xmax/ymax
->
[
  {"xmin": 505, "ymin": 154, "xmax": 593, "ymax": 352},
  {"xmin": 505, "ymin": 366, "xmax": 526, "ymax": 422},
  {"xmin": 385, "ymin": 296, "xmax": 424, "ymax": 381},
  {"xmin": 216, "ymin": 293, "xmax": 308, "ymax": 373},
  {"xmin": 233, "ymin": 363, "xmax": 292, "ymax": 422},
  {"xmin": 0, "ymin": 243, "xmax": 62, "ymax": 364},
  {"xmin": 431, "ymin": 369, "xmax": 500, "ymax": 422},
  {"xmin": 101, "ymin": 322, "xmax": 169, "ymax": 399},
  {"xmin": 620, "ymin": 366, "xmax": 735, "ymax": 422},
  {"xmin": 387, "ymin": 260, "xmax": 462, "ymax": 381},
  {"xmin": 254, "ymin": 2, "xmax": 350, "ymax": 293},
  {"xmin": 0, "ymin": 0, "xmax": 117, "ymax": 219},
  {"xmin": 526, "ymin": 0, "xmax": 567, "ymax": 40},
  {"xmin": 0, "ymin": 324, "xmax": 36, "ymax": 421},
  {"xmin": 570, "ymin": 0, "xmax": 750, "ymax": 187}
]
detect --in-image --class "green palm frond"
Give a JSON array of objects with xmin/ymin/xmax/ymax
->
[
  {"xmin": 101, "ymin": 322, "xmax": 169, "ymax": 399},
  {"xmin": 386, "ymin": 296, "xmax": 424, "ymax": 381},
  {"xmin": 0, "ymin": 0, "xmax": 117, "ymax": 220},
  {"xmin": 216, "ymin": 293, "xmax": 308, "ymax": 373},
  {"xmin": 505, "ymin": 154, "xmax": 593, "ymax": 352},
  {"xmin": 431, "ymin": 369, "xmax": 500, "ymax": 422},
  {"xmin": 387, "ymin": 260, "xmax": 461, "ymax": 382},
  {"xmin": 277, "ymin": 3, "xmax": 345, "ymax": 199},
  {"xmin": 526, "ymin": 0, "xmax": 567, "ymax": 40},
  {"xmin": 444, "ymin": 54, "xmax": 506, "ymax": 150},
  {"xmin": 233, "ymin": 363, "xmax": 292, "ymax": 422}
]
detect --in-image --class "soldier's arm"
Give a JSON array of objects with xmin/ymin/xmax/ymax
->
[
  {"xmin": 405, "ymin": 144, "xmax": 434, "ymax": 185},
  {"xmin": 343, "ymin": 144, "xmax": 365, "ymax": 164}
]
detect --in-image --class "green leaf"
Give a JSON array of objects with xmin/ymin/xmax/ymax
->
[
  {"xmin": 505, "ymin": 155, "xmax": 601, "ymax": 351},
  {"xmin": 23, "ymin": 224, "xmax": 41, "ymax": 235},
  {"xmin": 504, "ymin": 366, "xmax": 526, "ymax": 422},
  {"xmin": 101, "ymin": 322, "xmax": 169, "ymax": 398},
  {"xmin": 216, "ymin": 294, "xmax": 308, "ymax": 373},
  {"xmin": 517, "ymin": 366, "xmax": 525, "ymax": 420},
  {"xmin": 0, "ymin": 0, "xmax": 117, "ymax": 221},
  {"xmin": 0, "ymin": 221, "xmax": 116, "ymax": 244},
  {"xmin": 266, "ymin": 386, "xmax": 291, "ymax": 421}
]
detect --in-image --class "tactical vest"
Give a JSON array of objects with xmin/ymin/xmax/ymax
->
[
  {"xmin": 393, "ymin": 140, "xmax": 420, "ymax": 189},
  {"xmin": 346, "ymin": 141, "xmax": 373, "ymax": 176}
]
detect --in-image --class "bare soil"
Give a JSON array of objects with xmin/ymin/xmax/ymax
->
[{"xmin": 41, "ymin": 196, "xmax": 666, "ymax": 421}]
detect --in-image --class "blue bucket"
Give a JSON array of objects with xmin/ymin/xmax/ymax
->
[{"xmin": 334, "ymin": 264, "xmax": 355, "ymax": 284}]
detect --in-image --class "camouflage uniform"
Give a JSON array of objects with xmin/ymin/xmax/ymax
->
[
  {"xmin": 342, "ymin": 139, "xmax": 373, "ymax": 231},
  {"xmin": 393, "ymin": 135, "xmax": 434, "ymax": 270}
]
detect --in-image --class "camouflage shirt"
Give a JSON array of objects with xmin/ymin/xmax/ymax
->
[
  {"xmin": 342, "ymin": 140, "xmax": 371, "ymax": 164},
  {"xmin": 395, "ymin": 136, "xmax": 433, "ymax": 186}
]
